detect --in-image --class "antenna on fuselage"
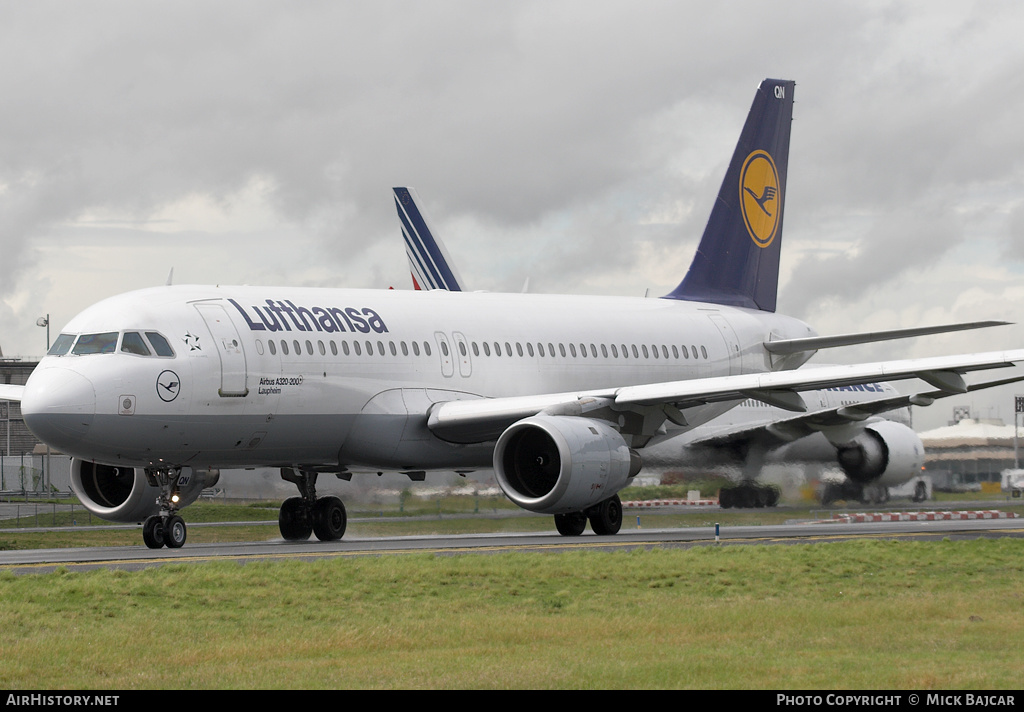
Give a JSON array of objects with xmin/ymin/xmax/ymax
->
[{"xmin": 165, "ymin": 268, "xmax": 174, "ymax": 286}]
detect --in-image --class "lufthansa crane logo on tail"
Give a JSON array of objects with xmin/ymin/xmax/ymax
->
[{"xmin": 739, "ymin": 150, "xmax": 781, "ymax": 248}]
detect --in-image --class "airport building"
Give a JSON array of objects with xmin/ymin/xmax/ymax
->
[
  {"xmin": 0, "ymin": 357, "xmax": 69, "ymax": 494},
  {"xmin": 1, "ymin": 357, "xmax": 38, "ymax": 456},
  {"xmin": 919, "ymin": 418, "xmax": 1021, "ymax": 490}
]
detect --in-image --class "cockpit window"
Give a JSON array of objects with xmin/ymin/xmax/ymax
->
[
  {"xmin": 47, "ymin": 333, "xmax": 76, "ymax": 356},
  {"xmin": 72, "ymin": 332, "xmax": 118, "ymax": 355},
  {"xmin": 146, "ymin": 332, "xmax": 175, "ymax": 357},
  {"xmin": 121, "ymin": 331, "xmax": 151, "ymax": 356}
]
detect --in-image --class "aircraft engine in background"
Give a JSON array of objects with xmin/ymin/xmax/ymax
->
[{"xmin": 834, "ymin": 420, "xmax": 925, "ymax": 487}]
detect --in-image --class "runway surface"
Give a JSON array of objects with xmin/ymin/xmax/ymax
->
[{"xmin": 3, "ymin": 513, "xmax": 1023, "ymax": 575}]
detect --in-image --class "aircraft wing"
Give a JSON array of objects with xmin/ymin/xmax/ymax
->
[
  {"xmin": 427, "ymin": 350, "xmax": 1024, "ymax": 444},
  {"xmin": 684, "ymin": 373, "xmax": 1024, "ymax": 451},
  {"xmin": 0, "ymin": 384, "xmax": 24, "ymax": 401}
]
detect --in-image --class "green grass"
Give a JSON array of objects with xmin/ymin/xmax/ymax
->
[
  {"xmin": 1, "ymin": 539, "xmax": 1022, "ymax": 689},
  {"xmin": 2, "ymin": 493, "xmax": 1024, "ymax": 688}
]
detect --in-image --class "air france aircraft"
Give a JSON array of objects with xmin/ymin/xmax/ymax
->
[
  {"xmin": 396, "ymin": 186, "xmax": 467, "ymax": 292},
  {"xmin": 394, "ymin": 187, "xmax": 1021, "ymax": 507},
  {"xmin": 3, "ymin": 78, "xmax": 1023, "ymax": 549}
]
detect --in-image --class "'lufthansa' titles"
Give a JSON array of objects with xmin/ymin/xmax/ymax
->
[
  {"xmin": 739, "ymin": 150, "xmax": 781, "ymax": 248},
  {"xmin": 229, "ymin": 298, "xmax": 388, "ymax": 334}
]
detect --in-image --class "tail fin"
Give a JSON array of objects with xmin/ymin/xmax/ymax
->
[
  {"xmin": 393, "ymin": 187, "xmax": 466, "ymax": 291},
  {"xmin": 664, "ymin": 78, "xmax": 795, "ymax": 312}
]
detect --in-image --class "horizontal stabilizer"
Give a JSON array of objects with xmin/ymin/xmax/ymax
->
[
  {"xmin": 0, "ymin": 384, "xmax": 24, "ymax": 402},
  {"xmin": 764, "ymin": 321, "xmax": 1010, "ymax": 355}
]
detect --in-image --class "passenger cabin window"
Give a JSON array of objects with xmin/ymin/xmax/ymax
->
[
  {"xmin": 121, "ymin": 332, "xmax": 151, "ymax": 356},
  {"xmin": 47, "ymin": 333, "xmax": 75, "ymax": 356},
  {"xmin": 72, "ymin": 332, "xmax": 118, "ymax": 355}
]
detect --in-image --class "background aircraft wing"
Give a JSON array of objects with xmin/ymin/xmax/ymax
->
[
  {"xmin": 427, "ymin": 350, "xmax": 1024, "ymax": 444},
  {"xmin": 615, "ymin": 350, "xmax": 1024, "ymax": 408},
  {"xmin": 684, "ymin": 373, "xmax": 1024, "ymax": 451}
]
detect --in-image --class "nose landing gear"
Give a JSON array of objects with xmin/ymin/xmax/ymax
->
[{"xmin": 141, "ymin": 467, "xmax": 188, "ymax": 549}]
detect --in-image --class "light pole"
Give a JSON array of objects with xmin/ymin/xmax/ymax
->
[
  {"xmin": 36, "ymin": 314, "xmax": 49, "ymax": 352},
  {"xmin": 1015, "ymin": 395, "xmax": 1024, "ymax": 469},
  {"xmin": 35, "ymin": 314, "xmax": 50, "ymax": 492}
]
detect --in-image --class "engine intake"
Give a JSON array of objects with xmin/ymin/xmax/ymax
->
[
  {"xmin": 494, "ymin": 416, "xmax": 641, "ymax": 514},
  {"xmin": 70, "ymin": 458, "xmax": 219, "ymax": 522}
]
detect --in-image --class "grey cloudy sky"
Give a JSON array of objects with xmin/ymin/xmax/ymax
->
[{"xmin": 2, "ymin": 0, "xmax": 1023, "ymax": 431}]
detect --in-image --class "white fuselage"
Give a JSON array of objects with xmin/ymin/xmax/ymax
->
[{"xmin": 20, "ymin": 285, "xmax": 814, "ymax": 471}]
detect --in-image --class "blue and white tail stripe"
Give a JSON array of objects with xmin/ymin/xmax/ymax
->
[{"xmin": 394, "ymin": 187, "xmax": 466, "ymax": 291}]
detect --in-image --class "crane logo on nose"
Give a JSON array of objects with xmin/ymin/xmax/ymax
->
[{"xmin": 156, "ymin": 370, "xmax": 181, "ymax": 402}]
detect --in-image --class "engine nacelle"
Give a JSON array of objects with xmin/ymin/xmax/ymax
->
[
  {"xmin": 493, "ymin": 416, "xmax": 641, "ymax": 514},
  {"xmin": 834, "ymin": 421, "xmax": 925, "ymax": 487},
  {"xmin": 70, "ymin": 458, "xmax": 219, "ymax": 523}
]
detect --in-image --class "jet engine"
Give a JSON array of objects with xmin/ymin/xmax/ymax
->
[
  {"xmin": 70, "ymin": 458, "xmax": 219, "ymax": 523},
  {"xmin": 834, "ymin": 421, "xmax": 924, "ymax": 487},
  {"xmin": 493, "ymin": 415, "xmax": 641, "ymax": 514}
]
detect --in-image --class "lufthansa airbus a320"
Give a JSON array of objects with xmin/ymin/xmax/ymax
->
[{"xmin": 2, "ymin": 79, "xmax": 1022, "ymax": 548}]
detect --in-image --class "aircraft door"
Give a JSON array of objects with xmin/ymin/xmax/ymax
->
[
  {"xmin": 434, "ymin": 331, "xmax": 454, "ymax": 378},
  {"xmin": 708, "ymin": 314, "xmax": 741, "ymax": 376},
  {"xmin": 195, "ymin": 303, "xmax": 249, "ymax": 397},
  {"xmin": 453, "ymin": 331, "xmax": 472, "ymax": 377}
]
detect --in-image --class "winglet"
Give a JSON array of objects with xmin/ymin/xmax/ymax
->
[
  {"xmin": 393, "ymin": 187, "xmax": 466, "ymax": 291},
  {"xmin": 664, "ymin": 79, "xmax": 795, "ymax": 312}
]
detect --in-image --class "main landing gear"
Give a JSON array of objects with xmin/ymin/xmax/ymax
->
[
  {"xmin": 278, "ymin": 467, "xmax": 347, "ymax": 542},
  {"xmin": 142, "ymin": 467, "xmax": 189, "ymax": 549},
  {"xmin": 553, "ymin": 494, "xmax": 623, "ymax": 536},
  {"xmin": 718, "ymin": 481, "xmax": 780, "ymax": 509},
  {"xmin": 820, "ymin": 480, "xmax": 890, "ymax": 506}
]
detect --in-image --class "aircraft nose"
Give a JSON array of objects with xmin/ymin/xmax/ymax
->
[{"xmin": 21, "ymin": 367, "xmax": 97, "ymax": 452}]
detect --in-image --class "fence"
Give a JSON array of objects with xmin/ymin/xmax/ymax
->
[
  {"xmin": 0, "ymin": 500, "xmax": 100, "ymax": 528},
  {"xmin": 0, "ymin": 453, "xmax": 73, "ymax": 496}
]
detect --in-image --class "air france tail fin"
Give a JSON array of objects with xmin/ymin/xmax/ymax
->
[
  {"xmin": 394, "ymin": 187, "xmax": 466, "ymax": 291},
  {"xmin": 664, "ymin": 78, "xmax": 795, "ymax": 312}
]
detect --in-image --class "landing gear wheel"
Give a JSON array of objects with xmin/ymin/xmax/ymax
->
[
  {"xmin": 312, "ymin": 496, "xmax": 347, "ymax": 541},
  {"xmin": 588, "ymin": 495, "xmax": 623, "ymax": 536},
  {"xmin": 143, "ymin": 516, "xmax": 165, "ymax": 549},
  {"xmin": 913, "ymin": 481, "xmax": 927, "ymax": 503},
  {"xmin": 141, "ymin": 466, "xmax": 186, "ymax": 548},
  {"xmin": 554, "ymin": 512, "xmax": 587, "ymax": 536},
  {"xmin": 735, "ymin": 485, "xmax": 755, "ymax": 508},
  {"xmin": 165, "ymin": 515, "xmax": 187, "ymax": 548},
  {"xmin": 279, "ymin": 496, "xmax": 313, "ymax": 541},
  {"xmin": 719, "ymin": 487, "xmax": 733, "ymax": 509}
]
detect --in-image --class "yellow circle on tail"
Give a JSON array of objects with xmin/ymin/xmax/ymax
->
[{"xmin": 739, "ymin": 150, "xmax": 781, "ymax": 248}]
